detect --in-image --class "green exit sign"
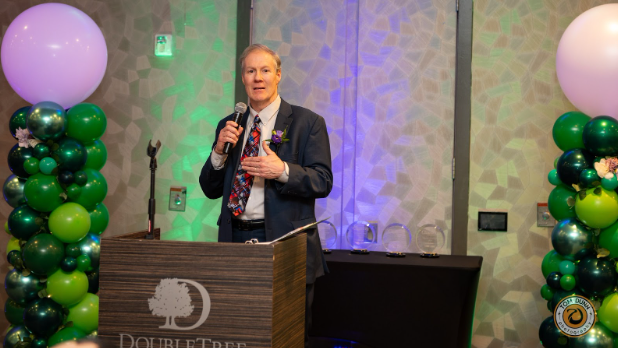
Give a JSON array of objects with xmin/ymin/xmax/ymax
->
[{"xmin": 154, "ymin": 34, "xmax": 173, "ymax": 57}]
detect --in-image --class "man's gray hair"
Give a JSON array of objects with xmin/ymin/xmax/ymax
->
[{"xmin": 239, "ymin": 44, "xmax": 281, "ymax": 72}]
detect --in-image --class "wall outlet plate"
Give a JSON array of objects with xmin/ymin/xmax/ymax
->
[
  {"xmin": 537, "ymin": 202, "xmax": 556, "ymax": 227},
  {"xmin": 169, "ymin": 186, "xmax": 186, "ymax": 212}
]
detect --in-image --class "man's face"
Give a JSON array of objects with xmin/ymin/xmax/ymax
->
[{"xmin": 242, "ymin": 50, "xmax": 281, "ymax": 112}]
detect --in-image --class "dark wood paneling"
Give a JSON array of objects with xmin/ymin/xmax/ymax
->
[{"xmin": 99, "ymin": 232, "xmax": 305, "ymax": 348}]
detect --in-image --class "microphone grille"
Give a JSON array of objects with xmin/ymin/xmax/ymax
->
[{"xmin": 235, "ymin": 102, "xmax": 247, "ymax": 114}]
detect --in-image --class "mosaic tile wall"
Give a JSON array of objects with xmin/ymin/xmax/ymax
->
[
  {"xmin": 0, "ymin": 0, "xmax": 237, "ymax": 330},
  {"xmin": 253, "ymin": 0, "xmax": 457, "ymax": 251},
  {"xmin": 469, "ymin": 1, "xmax": 617, "ymax": 347}
]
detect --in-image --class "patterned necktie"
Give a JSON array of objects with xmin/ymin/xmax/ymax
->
[{"xmin": 228, "ymin": 115, "xmax": 261, "ymax": 216}]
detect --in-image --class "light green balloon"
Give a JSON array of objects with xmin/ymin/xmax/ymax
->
[
  {"xmin": 6, "ymin": 237, "xmax": 20, "ymax": 255},
  {"xmin": 49, "ymin": 202, "xmax": 91, "ymax": 243},
  {"xmin": 66, "ymin": 293, "xmax": 99, "ymax": 333},
  {"xmin": 47, "ymin": 269, "xmax": 88, "ymax": 306}
]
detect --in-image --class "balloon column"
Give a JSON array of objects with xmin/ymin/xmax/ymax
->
[{"xmin": 1, "ymin": 3, "xmax": 108, "ymax": 348}]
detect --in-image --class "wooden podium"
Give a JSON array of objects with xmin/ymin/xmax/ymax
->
[{"xmin": 98, "ymin": 229, "xmax": 306, "ymax": 348}]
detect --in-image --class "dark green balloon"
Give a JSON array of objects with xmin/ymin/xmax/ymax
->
[
  {"xmin": 74, "ymin": 171, "xmax": 87, "ymax": 186},
  {"xmin": 9, "ymin": 106, "xmax": 31, "ymax": 139},
  {"xmin": 3, "ymin": 175, "xmax": 27, "ymax": 208},
  {"xmin": 89, "ymin": 203, "xmax": 109, "ymax": 235},
  {"xmin": 539, "ymin": 316, "xmax": 569, "ymax": 348},
  {"xmin": 22, "ymin": 233, "xmax": 65, "ymax": 276},
  {"xmin": 576, "ymin": 256, "xmax": 618, "ymax": 297},
  {"xmin": 31, "ymin": 338, "xmax": 47, "ymax": 348},
  {"xmin": 557, "ymin": 149, "xmax": 595, "ymax": 186},
  {"xmin": 4, "ymin": 299, "xmax": 25, "ymax": 325},
  {"xmin": 52, "ymin": 137, "xmax": 86, "ymax": 172},
  {"xmin": 8, "ymin": 143, "xmax": 34, "ymax": 178},
  {"xmin": 65, "ymin": 244, "xmax": 81, "ymax": 258},
  {"xmin": 58, "ymin": 170, "xmax": 74, "ymax": 185},
  {"xmin": 3, "ymin": 326, "xmax": 32, "ymax": 348},
  {"xmin": 47, "ymin": 327, "xmax": 86, "ymax": 346},
  {"xmin": 548, "ymin": 184, "xmax": 577, "ymax": 221},
  {"xmin": 77, "ymin": 233, "xmax": 100, "ymax": 271},
  {"xmin": 551, "ymin": 217, "xmax": 593, "ymax": 261},
  {"xmin": 66, "ymin": 184, "xmax": 82, "ymax": 200},
  {"xmin": 8, "ymin": 205, "xmax": 43, "ymax": 240},
  {"xmin": 583, "ymin": 116, "xmax": 618, "ymax": 156},
  {"xmin": 76, "ymin": 255, "xmax": 90, "ymax": 272},
  {"xmin": 570, "ymin": 322, "xmax": 614, "ymax": 348},
  {"xmin": 87, "ymin": 270, "xmax": 99, "ymax": 294},
  {"xmin": 61, "ymin": 257, "xmax": 78, "ymax": 272},
  {"xmin": 32, "ymin": 143, "xmax": 50, "ymax": 160},
  {"xmin": 4, "ymin": 268, "xmax": 44, "ymax": 305},
  {"xmin": 551, "ymin": 289, "xmax": 584, "ymax": 312},
  {"xmin": 83, "ymin": 140, "xmax": 107, "ymax": 171},
  {"xmin": 23, "ymin": 173, "xmax": 64, "ymax": 212},
  {"xmin": 547, "ymin": 272, "xmax": 562, "ymax": 289},
  {"xmin": 70, "ymin": 169, "xmax": 107, "ymax": 210},
  {"xmin": 66, "ymin": 103, "xmax": 107, "ymax": 143},
  {"xmin": 553, "ymin": 111, "xmax": 591, "ymax": 152},
  {"xmin": 24, "ymin": 298, "xmax": 64, "ymax": 337},
  {"xmin": 27, "ymin": 101, "xmax": 66, "ymax": 141},
  {"xmin": 8, "ymin": 250, "xmax": 24, "ymax": 270},
  {"xmin": 579, "ymin": 169, "xmax": 600, "ymax": 189}
]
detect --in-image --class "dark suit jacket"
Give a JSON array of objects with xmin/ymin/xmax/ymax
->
[{"xmin": 199, "ymin": 99, "xmax": 333, "ymax": 283}]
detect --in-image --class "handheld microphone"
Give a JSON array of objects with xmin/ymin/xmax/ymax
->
[{"xmin": 223, "ymin": 102, "xmax": 248, "ymax": 154}]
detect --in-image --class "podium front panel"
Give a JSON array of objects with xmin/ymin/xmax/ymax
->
[{"xmin": 98, "ymin": 232, "xmax": 306, "ymax": 348}]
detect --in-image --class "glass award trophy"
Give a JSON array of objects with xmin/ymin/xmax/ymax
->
[
  {"xmin": 416, "ymin": 224, "xmax": 445, "ymax": 257},
  {"xmin": 317, "ymin": 220, "xmax": 337, "ymax": 254},
  {"xmin": 346, "ymin": 221, "xmax": 376, "ymax": 254},
  {"xmin": 382, "ymin": 223, "xmax": 412, "ymax": 257}
]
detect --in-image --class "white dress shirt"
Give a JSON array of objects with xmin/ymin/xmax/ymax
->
[{"xmin": 210, "ymin": 95, "xmax": 289, "ymax": 220}]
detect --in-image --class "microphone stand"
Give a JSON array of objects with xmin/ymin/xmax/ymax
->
[{"xmin": 146, "ymin": 140, "xmax": 162, "ymax": 240}]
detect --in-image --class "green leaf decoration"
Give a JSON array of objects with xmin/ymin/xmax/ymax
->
[
  {"xmin": 597, "ymin": 248, "xmax": 610, "ymax": 258},
  {"xmin": 594, "ymin": 187, "xmax": 602, "ymax": 195},
  {"xmin": 579, "ymin": 190, "xmax": 587, "ymax": 200}
]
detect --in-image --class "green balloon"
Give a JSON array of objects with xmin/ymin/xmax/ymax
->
[
  {"xmin": 3, "ymin": 326, "xmax": 32, "ymax": 348},
  {"xmin": 47, "ymin": 269, "xmax": 89, "ymax": 306},
  {"xmin": 553, "ymin": 111, "xmax": 591, "ymax": 152},
  {"xmin": 70, "ymin": 169, "xmax": 107, "ymax": 210},
  {"xmin": 74, "ymin": 171, "xmax": 87, "ymax": 186},
  {"xmin": 83, "ymin": 140, "xmax": 107, "ymax": 171},
  {"xmin": 9, "ymin": 106, "xmax": 31, "ymax": 139},
  {"xmin": 600, "ymin": 221, "xmax": 618, "ymax": 259},
  {"xmin": 48, "ymin": 327, "xmax": 86, "ymax": 346},
  {"xmin": 23, "ymin": 173, "xmax": 64, "ymax": 212},
  {"xmin": 67, "ymin": 183, "xmax": 82, "ymax": 200},
  {"xmin": 38, "ymin": 157, "xmax": 57, "ymax": 175},
  {"xmin": 22, "ymin": 233, "xmax": 64, "ymax": 276},
  {"xmin": 579, "ymin": 169, "xmax": 600, "ymax": 189},
  {"xmin": 3, "ymin": 175, "xmax": 27, "ymax": 208},
  {"xmin": 89, "ymin": 203, "xmax": 109, "ymax": 235},
  {"xmin": 23, "ymin": 157, "xmax": 40, "ymax": 175},
  {"xmin": 548, "ymin": 184, "xmax": 577, "ymax": 221},
  {"xmin": 49, "ymin": 202, "xmax": 91, "ymax": 243},
  {"xmin": 6, "ymin": 237, "xmax": 21, "ymax": 255},
  {"xmin": 570, "ymin": 322, "xmax": 614, "ymax": 348},
  {"xmin": 27, "ymin": 101, "xmax": 66, "ymax": 141},
  {"xmin": 61, "ymin": 257, "xmax": 78, "ymax": 272},
  {"xmin": 8, "ymin": 205, "xmax": 43, "ymax": 240},
  {"xmin": 32, "ymin": 143, "xmax": 50, "ymax": 160},
  {"xmin": 76, "ymin": 255, "xmax": 91, "ymax": 272},
  {"xmin": 575, "ymin": 187, "xmax": 618, "ymax": 229},
  {"xmin": 577, "ymin": 256, "xmax": 617, "ymax": 297},
  {"xmin": 559, "ymin": 260, "xmax": 576, "ymax": 275},
  {"xmin": 539, "ymin": 316, "xmax": 569, "ymax": 348},
  {"xmin": 77, "ymin": 233, "xmax": 100, "ymax": 271},
  {"xmin": 551, "ymin": 218, "xmax": 593, "ymax": 261},
  {"xmin": 52, "ymin": 137, "xmax": 87, "ymax": 172},
  {"xmin": 599, "ymin": 292, "xmax": 618, "ymax": 333},
  {"xmin": 584, "ymin": 116, "xmax": 618, "ymax": 156},
  {"xmin": 66, "ymin": 244, "xmax": 81, "ymax": 258},
  {"xmin": 602, "ymin": 175, "xmax": 618, "ymax": 190},
  {"xmin": 549, "ymin": 169, "xmax": 562, "ymax": 186},
  {"xmin": 8, "ymin": 144, "xmax": 34, "ymax": 178},
  {"xmin": 4, "ymin": 299, "xmax": 25, "ymax": 325},
  {"xmin": 560, "ymin": 274, "xmax": 576, "ymax": 290},
  {"xmin": 66, "ymin": 103, "xmax": 107, "ymax": 143},
  {"xmin": 4, "ymin": 268, "xmax": 43, "ymax": 305},
  {"xmin": 541, "ymin": 284, "xmax": 555, "ymax": 301},
  {"xmin": 66, "ymin": 293, "xmax": 99, "ymax": 333},
  {"xmin": 24, "ymin": 297, "xmax": 64, "ymax": 337},
  {"xmin": 542, "ymin": 250, "xmax": 565, "ymax": 278}
]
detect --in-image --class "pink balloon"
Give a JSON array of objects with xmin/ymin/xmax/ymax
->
[
  {"xmin": 557, "ymin": 4, "xmax": 618, "ymax": 119},
  {"xmin": 1, "ymin": 3, "xmax": 107, "ymax": 109}
]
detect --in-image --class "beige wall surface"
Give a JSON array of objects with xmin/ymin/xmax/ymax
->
[{"xmin": 469, "ymin": 0, "xmax": 618, "ymax": 347}]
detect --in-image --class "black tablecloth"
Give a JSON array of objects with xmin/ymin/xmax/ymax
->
[{"xmin": 310, "ymin": 250, "xmax": 483, "ymax": 348}]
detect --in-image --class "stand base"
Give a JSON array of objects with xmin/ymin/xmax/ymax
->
[
  {"xmin": 322, "ymin": 249, "xmax": 332, "ymax": 254},
  {"xmin": 386, "ymin": 252, "xmax": 406, "ymax": 257},
  {"xmin": 350, "ymin": 249, "xmax": 369, "ymax": 254},
  {"xmin": 420, "ymin": 252, "xmax": 439, "ymax": 258}
]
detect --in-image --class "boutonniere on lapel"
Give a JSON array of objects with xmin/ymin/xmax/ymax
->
[{"xmin": 265, "ymin": 127, "xmax": 289, "ymax": 152}]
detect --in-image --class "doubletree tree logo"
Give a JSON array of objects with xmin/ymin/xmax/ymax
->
[{"xmin": 148, "ymin": 278, "xmax": 211, "ymax": 331}]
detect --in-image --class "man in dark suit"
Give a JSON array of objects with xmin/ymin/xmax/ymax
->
[{"xmin": 199, "ymin": 44, "xmax": 332, "ymax": 347}]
